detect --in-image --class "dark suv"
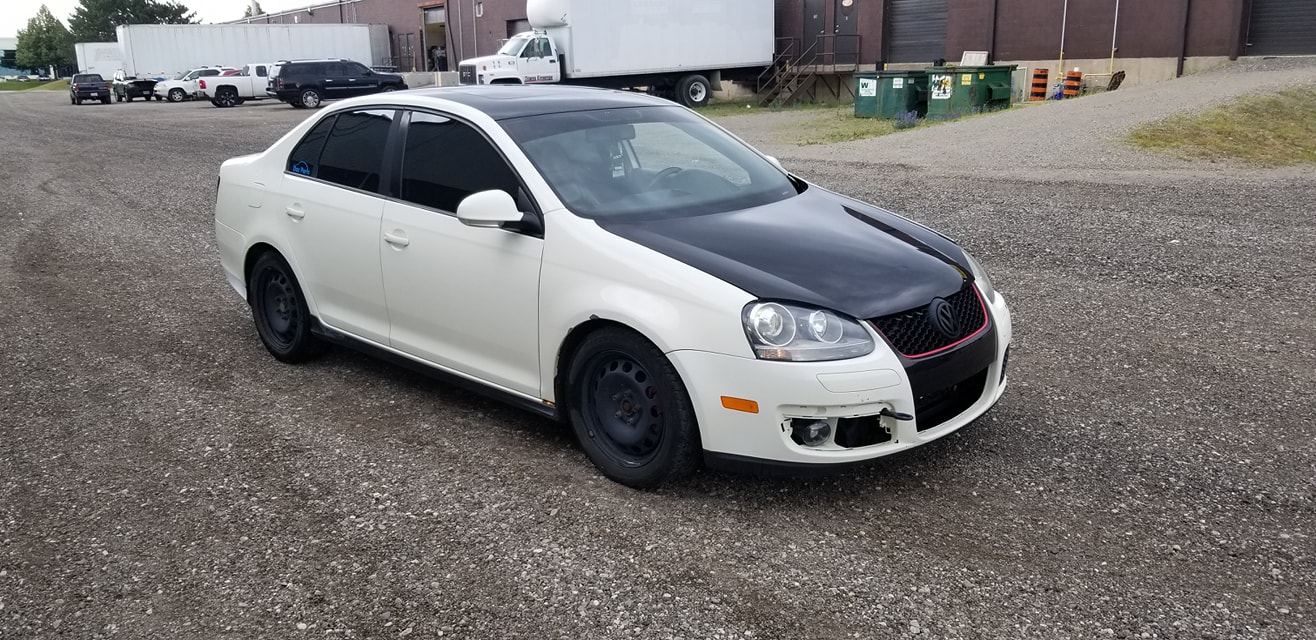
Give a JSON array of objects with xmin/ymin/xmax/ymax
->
[{"xmin": 267, "ymin": 59, "xmax": 406, "ymax": 109}]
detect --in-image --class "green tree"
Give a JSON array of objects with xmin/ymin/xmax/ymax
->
[
  {"xmin": 15, "ymin": 6, "xmax": 74, "ymax": 72},
  {"xmin": 243, "ymin": 1, "xmax": 263, "ymax": 18},
  {"xmin": 69, "ymin": 0, "xmax": 197, "ymax": 43}
]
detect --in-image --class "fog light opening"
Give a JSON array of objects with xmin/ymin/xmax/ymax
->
[{"xmin": 791, "ymin": 419, "xmax": 832, "ymax": 447}]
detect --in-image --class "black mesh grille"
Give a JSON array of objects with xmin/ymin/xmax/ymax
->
[
  {"xmin": 459, "ymin": 64, "xmax": 476, "ymax": 85},
  {"xmin": 869, "ymin": 285, "xmax": 985, "ymax": 357}
]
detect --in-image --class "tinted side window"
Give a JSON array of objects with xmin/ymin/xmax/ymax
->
[
  {"xmin": 316, "ymin": 109, "xmax": 395, "ymax": 192},
  {"xmin": 325, "ymin": 63, "xmax": 346, "ymax": 77},
  {"xmin": 348, "ymin": 62, "xmax": 372, "ymax": 76},
  {"xmin": 254, "ymin": 65, "xmax": 267, "ymax": 76},
  {"xmin": 200, "ymin": 69, "xmax": 220, "ymax": 77},
  {"xmin": 287, "ymin": 116, "xmax": 336, "ymax": 177},
  {"xmin": 400, "ymin": 112, "xmax": 521, "ymax": 212}
]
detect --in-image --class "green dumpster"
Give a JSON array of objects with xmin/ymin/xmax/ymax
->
[
  {"xmin": 925, "ymin": 65, "xmax": 1017, "ymax": 118},
  {"xmin": 855, "ymin": 70, "xmax": 928, "ymax": 119}
]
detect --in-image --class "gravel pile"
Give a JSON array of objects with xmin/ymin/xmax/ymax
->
[{"xmin": 1, "ymin": 65, "xmax": 1313, "ymax": 639}]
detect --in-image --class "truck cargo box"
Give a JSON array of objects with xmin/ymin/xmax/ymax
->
[
  {"xmin": 114, "ymin": 23, "xmax": 392, "ymax": 79},
  {"xmin": 528, "ymin": 0, "xmax": 773, "ymax": 79}
]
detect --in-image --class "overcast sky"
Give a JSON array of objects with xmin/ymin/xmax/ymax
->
[{"xmin": 3, "ymin": 0, "xmax": 312, "ymax": 39}]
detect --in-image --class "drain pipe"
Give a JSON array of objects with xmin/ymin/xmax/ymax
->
[
  {"xmin": 1177, "ymin": 0, "xmax": 1192, "ymax": 77},
  {"xmin": 1108, "ymin": 0, "xmax": 1119, "ymax": 75},
  {"xmin": 1057, "ymin": 0, "xmax": 1069, "ymax": 74}
]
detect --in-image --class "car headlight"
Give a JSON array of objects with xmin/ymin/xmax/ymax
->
[
  {"xmin": 962, "ymin": 250, "xmax": 997, "ymax": 303},
  {"xmin": 742, "ymin": 302, "xmax": 874, "ymax": 362}
]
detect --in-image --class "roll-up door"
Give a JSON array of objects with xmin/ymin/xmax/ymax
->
[
  {"xmin": 887, "ymin": 0, "xmax": 949, "ymax": 64},
  {"xmin": 1246, "ymin": 0, "xmax": 1316, "ymax": 55}
]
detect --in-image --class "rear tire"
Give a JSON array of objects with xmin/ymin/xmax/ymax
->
[
  {"xmin": 676, "ymin": 74, "xmax": 711, "ymax": 108},
  {"xmin": 247, "ymin": 252, "xmax": 325, "ymax": 364},
  {"xmin": 298, "ymin": 88, "xmax": 322, "ymax": 108},
  {"xmin": 566, "ymin": 327, "xmax": 700, "ymax": 488},
  {"xmin": 213, "ymin": 87, "xmax": 238, "ymax": 108}
]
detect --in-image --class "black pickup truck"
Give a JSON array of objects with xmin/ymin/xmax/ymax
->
[{"xmin": 69, "ymin": 74, "xmax": 111, "ymax": 105}]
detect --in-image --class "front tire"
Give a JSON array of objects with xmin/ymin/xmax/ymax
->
[
  {"xmin": 247, "ymin": 252, "xmax": 324, "ymax": 363},
  {"xmin": 167, "ymin": 88, "xmax": 185, "ymax": 102},
  {"xmin": 566, "ymin": 327, "xmax": 700, "ymax": 488}
]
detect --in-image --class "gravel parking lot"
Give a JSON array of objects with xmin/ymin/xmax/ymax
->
[{"xmin": 2, "ymin": 61, "xmax": 1313, "ymax": 639}]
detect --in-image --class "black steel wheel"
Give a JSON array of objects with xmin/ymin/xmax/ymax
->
[
  {"xmin": 567, "ymin": 327, "xmax": 700, "ymax": 488},
  {"xmin": 247, "ymin": 252, "xmax": 324, "ymax": 363}
]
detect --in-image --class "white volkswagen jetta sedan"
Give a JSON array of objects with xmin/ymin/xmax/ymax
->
[{"xmin": 214, "ymin": 85, "xmax": 1011, "ymax": 488}]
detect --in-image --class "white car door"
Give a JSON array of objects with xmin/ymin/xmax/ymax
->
[
  {"xmin": 379, "ymin": 110, "xmax": 544, "ymax": 396},
  {"xmin": 520, "ymin": 36, "xmax": 557, "ymax": 83},
  {"xmin": 276, "ymin": 108, "xmax": 396, "ymax": 344}
]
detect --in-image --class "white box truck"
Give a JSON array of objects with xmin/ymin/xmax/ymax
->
[
  {"xmin": 457, "ymin": 0, "xmax": 774, "ymax": 107},
  {"xmin": 74, "ymin": 42, "xmax": 124, "ymax": 78},
  {"xmin": 113, "ymin": 23, "xmax": 393, "ymax": 80}
]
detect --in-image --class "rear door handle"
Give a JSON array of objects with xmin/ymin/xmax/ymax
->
[
  {"xmin": 383, "ymin": 232, "xmax": 410, "ymax": 247},
  {"xmin": 285, "ymin": 206, "xmax": 305, "ymax": 220}
]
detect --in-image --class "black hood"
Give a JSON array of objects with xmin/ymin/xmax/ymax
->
[{"xmin": 596, "ymin": 188, "xmax": 972, "ymax": 320}]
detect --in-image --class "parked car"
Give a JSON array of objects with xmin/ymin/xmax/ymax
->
[
  {"xmin": 111, "ymin": 71, "xmax": 160, "ymax": 102},
  {"xmin": 213, "ymin": 86, "xmax": 1012, "ymax": 488},
  {"xmin": 197, "ymin": 63, "xmax": 273, "ymax": 107},
  {"xmin": 69, "ymin": 74, "xmax": 111, "ymax": 105},
  {"xmin": 154, "ymin": 66, "xmax": 236, "ymax": 102},
  {"xmin": 266, "ymin": 58, "xmax": 406, "ymax": 108}
]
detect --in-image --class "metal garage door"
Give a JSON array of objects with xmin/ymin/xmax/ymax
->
[
  {"xmin": 1246, "ymin": 0, "xmax": 1316, "ymax": 55},
  {"xmin": 887, "ymin": 0, "xmax": 949, "ymax": 64}
]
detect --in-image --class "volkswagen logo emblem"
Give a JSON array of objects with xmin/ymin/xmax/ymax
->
[{"xmin": 927, "ymin": 298, "xmax": 960, "ymax": 339}]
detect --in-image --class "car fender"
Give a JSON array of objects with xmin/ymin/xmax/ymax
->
[{"xmin": 538, "ymin": 210, "xmax": 756, "ymax": 402}]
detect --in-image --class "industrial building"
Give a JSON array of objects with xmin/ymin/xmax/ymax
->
[{"xmin": 231, "ymin": 0, "xmax": 1315, "ymax": 94}]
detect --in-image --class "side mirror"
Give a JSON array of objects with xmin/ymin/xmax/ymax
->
[
  {"xmin": 456, "ymin": 190, "xmax": 523, "ymax": 228},
  {"xmin": 765, "ymin": 155, "xmax": 785, "ymax": 172}
]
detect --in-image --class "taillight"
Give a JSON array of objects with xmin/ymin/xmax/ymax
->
[
  {"xmin": 199, "ymin": 79, "xmax": 206, "ymax": 89},
  {"xmin": 276, "ymin": 78, "xmax": 284, "ymax": 89}
]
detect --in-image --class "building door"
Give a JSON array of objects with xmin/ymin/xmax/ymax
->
[
  {"xmin": 804, "ymin": 0, "xmax": 827, "ymax": 60},
  {"xmin": 1246, "ymin": 0, "xmax": 1316, "ymax": 55},
  {"xmin": 834, "ymin": 0, "xmax": 859, "ymax": 65},
  {"xmin": 887, "ymin": 0, "xmax": 949, "ymax": 64}
]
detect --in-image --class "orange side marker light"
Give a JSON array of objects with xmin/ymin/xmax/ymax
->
[{"xmin": 720, "ymin": 396, "xmax": 759, "ymax": 414}]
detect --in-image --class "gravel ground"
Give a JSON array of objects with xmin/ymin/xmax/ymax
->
[{"xmin": 1, "ymin": 62, "xmax": 1314, "ymax": 639}]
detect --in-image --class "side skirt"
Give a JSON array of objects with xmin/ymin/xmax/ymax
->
[{"xmin": 310, "ymin": 318, "xmax": 560, "ymax": 422}]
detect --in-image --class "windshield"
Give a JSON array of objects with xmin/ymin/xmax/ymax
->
[
  {"xmin": 172, "ymin": 71, "xmax": 188, "ymax": 80},
  {"xmin": 497, "ymin": 36, "xmax": 530, "ymax": 56},
  {"xmin": 501, "ymin": 106, "xmax": 799, "ymax": 219}
]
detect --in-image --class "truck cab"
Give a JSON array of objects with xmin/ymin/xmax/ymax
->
[{"xmin": 458, "ymin": 32, "xmax": 560, "ymax": 85}]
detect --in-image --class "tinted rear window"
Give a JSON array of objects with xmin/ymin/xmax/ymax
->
[{"xmin": 73, "ymin": 74, "xmax": 104, "ymax": 83}]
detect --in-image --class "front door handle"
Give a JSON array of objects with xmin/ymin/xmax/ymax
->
[
  {"xmin": 285, "ymin": 206, "xmax": 305, "ymax": 220},
  {"xmin": 383, "ymin": 232, "xmax": 410, "ymax": 247}
]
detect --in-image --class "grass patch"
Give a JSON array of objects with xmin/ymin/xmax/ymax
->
[
  {"xmin": 1127, "ymin": 86, "xmax": 1316, "ymax": 166},
  {"xmin": 785, "ymin": 106, "xmax": 902, "ymax": 144},
  {"xmin": 696, "ymin": 99, "xmax": 847, "ymax": 118},
  {"xmin": 0, "ymin": 79, "xmax": 68, "ymax": 91}
]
